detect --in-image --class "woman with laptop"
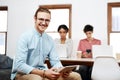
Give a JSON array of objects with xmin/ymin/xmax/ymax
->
[
  {"xmin": 54, "ymin": 24, "xmax": 73, "ymax": 58},
  {"xmin": 76, "ymin": 24, "xmax": 101, "ymax": 80}
]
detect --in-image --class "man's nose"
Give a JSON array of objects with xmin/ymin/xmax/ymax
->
[{"xmin": 42, "ymin": 20, "xmax": 46, "ymax": 24}]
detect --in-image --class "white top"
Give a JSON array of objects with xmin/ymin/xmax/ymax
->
[{"xmin": 54, "ymin": 38, "xmax": 73, "ymax": 58}]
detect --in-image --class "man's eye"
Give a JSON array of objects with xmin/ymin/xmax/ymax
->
[
  {"xmin": 45, "ymin": 19, "xmax": 50, "ymax": 22},
  {"xmin": 38, "ymin": 18, "xmax": 50, "ymax": 22}
]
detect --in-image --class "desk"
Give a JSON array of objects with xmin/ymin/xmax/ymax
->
[
  {"xmin": 59, "ymin": 58, "xmax": 94, "ymax": 66},
  {"xmin": 45, "ymin": 58, "xmax": 120, "ymax": 68},
  {"xmin": 45, "ymin": 58, "xmax": 94, "ymax": 68}
]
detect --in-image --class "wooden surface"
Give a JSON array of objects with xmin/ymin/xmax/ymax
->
[{"xmin": 45, "ymin": 58, "xmax": 120, "ymax": 68}]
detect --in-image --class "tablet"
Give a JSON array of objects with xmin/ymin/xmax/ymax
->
[{"xmin": 57, "ymin": 65, "xmax": 77, "ymax": 73}]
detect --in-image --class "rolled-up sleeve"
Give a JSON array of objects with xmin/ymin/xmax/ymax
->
[
  {"xmin": 49, "ymin": 42, "xmax": 63, "ymax": 68},
  {"xmin": 14, "ymin": 34, "xmax": 34, "ymax": 74}
]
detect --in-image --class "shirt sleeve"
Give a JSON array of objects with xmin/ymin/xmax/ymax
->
[
  {"xmin": 98, "ymin": 40, "xmax": 101, "ymax": 45},
  {"xmin": 77, "ymin": 40, "xmax": 86, "ymax": 54},
  {"xmin": 13, "ymin": 34, "xmax": 34, "ymax": 74},
  {"xmin": 48, "ymin": 41, "xmax": 63, "ymax": 68},
  {"xmin": 77, "ymin": 40, "xmax": 81, "ymax": 51},
  {"xmin": 66, "ymin": 39, "xmax": 73, "ymax": 56}
]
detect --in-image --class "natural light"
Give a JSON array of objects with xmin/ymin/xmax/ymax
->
[
  {"xmin": 0, "ymin": 11, "xmax": 7, "ymax": 31},
  {"xmin": 0, "ymin": 11, "xmax": 7, "ymax": 54},
  {"xmin": 110, "ymin": 8, "xmax": 120, "ymax": 58},
  {"xmin": 110, "ymin": 33, "xmax": 120, "ymax": 57},
  {"xmin": 46, "ymin": 9, "xmax": 69, "ymax": 39},
  {"xmin": 112, "ymin": 8, "xmax": 120, "ymax": 31}
]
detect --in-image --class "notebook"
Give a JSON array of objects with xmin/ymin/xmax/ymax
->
[
  {"xmin": 55, "ymin": 44, "xmax": 67, "ymax": 58},
  {"xmin": 92, "ymin": 45, "xmax": 113, "ymax": 58}
]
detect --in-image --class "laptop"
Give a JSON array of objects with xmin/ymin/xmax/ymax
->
[
  {"xmin": 55, "ymin": 44, "xmax": 67, "ymax": 58},
  {"xmin": 92, "ymin": 45, "xmax": 113, "ymax": 58}
]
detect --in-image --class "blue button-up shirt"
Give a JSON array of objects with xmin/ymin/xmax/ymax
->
[{"xmin": 11, "ymin": 28, "xmax": 63, "ymax": 80}]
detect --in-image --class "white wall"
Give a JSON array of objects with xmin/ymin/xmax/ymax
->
[{"xmin": 0, "ymin": 0, "xmax": 119, "ymax": 58}]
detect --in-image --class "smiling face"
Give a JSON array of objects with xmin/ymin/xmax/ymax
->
[{"xmin": 34, "ymin": 12, "xmax": 51, "ymax": 33}]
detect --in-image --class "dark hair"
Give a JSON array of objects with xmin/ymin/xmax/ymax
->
[
  {"xmin": 34, "ymin": 7, "xmax": 51, "ymax": 18},
  {"xmin": 57, "ymin": 24, "xmax": 69, "ymax": 33},
  {"xmin": 83, "ymin": 24, "xmax": 93, "ymax": 33}
]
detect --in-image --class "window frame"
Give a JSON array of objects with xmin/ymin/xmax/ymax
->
[
  {"xmin": 0, "ymin": 6, "xmax": 8, "ymax": 55},
  {"xmin": 108, "ymin": 2, "xmax": 120, "ymax": 44},
  {"xmin": 40, "ymin": 4, "xmax": 72, "ymax": 38}
]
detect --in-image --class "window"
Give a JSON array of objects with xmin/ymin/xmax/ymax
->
[
  {"xmin": 108, "ymin": 2, "xmax": 120, "ymax": 57},
  {"xmin": 0, "ymin": 6, "xmax": 7, "ymax": 55},
  {"xmin": 40, "ymin": 4, "xmax": 72, "ymax": 39}
]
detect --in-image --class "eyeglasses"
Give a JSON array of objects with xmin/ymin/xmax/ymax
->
[{"xmin": 37, "ymin": 18, "xmax": 50, "ymax": 23}]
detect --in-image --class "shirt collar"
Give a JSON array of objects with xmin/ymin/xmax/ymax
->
[{"xmin": 33, "ymin": 27, "xmax": 45, "ymax": 37}]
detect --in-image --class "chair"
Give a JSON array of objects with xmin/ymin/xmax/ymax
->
[
  {"xmin": 91, "ymin": 56, "xmax": 120, "ymax": 80},
  {"xmin": 0, "ymin": 55, "xmax": 13, "ymax": 80}
]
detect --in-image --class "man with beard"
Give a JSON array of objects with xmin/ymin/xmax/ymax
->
[{"xmin": 11, "ymin": 7, "xmax": 82, "ymax": 80}]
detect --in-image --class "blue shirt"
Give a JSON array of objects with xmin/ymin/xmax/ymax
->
[{"xmin": 11, "ymin": 28, "xmax": 63, "ymax": 80}]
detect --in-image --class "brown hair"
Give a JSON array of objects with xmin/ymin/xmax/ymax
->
[{"xmin": 34, "ymin": 7, "xmax": 51, "ymax": 18}]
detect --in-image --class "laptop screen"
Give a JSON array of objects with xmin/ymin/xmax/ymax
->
[
  {"xmin": 92, "ymin": 45, "xmax": 113, "ymax": 58},
  {"xmin": 55, "ymin": 44, "xmax": 67, "ymax": 58}
]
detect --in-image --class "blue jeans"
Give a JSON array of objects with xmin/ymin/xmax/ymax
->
[{"xmin": 75, "ymin": 65, "xmax": 92, "ymax": 80}]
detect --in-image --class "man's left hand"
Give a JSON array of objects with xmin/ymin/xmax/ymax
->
[{"xmin": 61, "ymin": 71, "xmax": 71, "ymax": 78}]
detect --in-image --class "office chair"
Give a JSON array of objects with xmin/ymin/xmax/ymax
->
[{"xmin": 91, "ymin": 56, "xmax": 120, "ymax": 80}]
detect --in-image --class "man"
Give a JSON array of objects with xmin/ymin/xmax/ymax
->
[
  {"xmin": 76, "ymin": 24, "xmax": 101, "ymax": 80},
  {"xmin": 11, "ymin": 7, "xmax": 81, "ymax": 80}
]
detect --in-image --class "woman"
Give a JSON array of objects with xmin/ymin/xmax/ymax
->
[{"xmin": 55, "ymin": 24, "xmax": 73, "ymax": 58}]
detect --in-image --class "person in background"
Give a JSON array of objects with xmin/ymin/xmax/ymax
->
[
  {"xmin": 76, "ymin": 24, "xmax": 101, "ymax": 80},
  {"xmin": 55, "ymin": 24, "xmax": 73, "ymax": 58},
  {"xmin": 11, "ymin": 7, "xmax": 82, "ymax": 80}
]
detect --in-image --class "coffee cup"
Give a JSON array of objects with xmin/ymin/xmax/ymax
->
[
  {"xmin": 116, "ymin": 53, "xmax": 120, "ymax": 60},
  {"xmin": 76, "ymin": 51, "xmax": 82, "ymax": 58}
]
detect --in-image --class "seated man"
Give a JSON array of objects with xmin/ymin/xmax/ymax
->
[
  {"xmin": 76, "ymin": 24, "xmax": 101, "ymax": 80},
  {"xmin": 11, "ymin": 7, "xmax": 82, "ymax": 80}
]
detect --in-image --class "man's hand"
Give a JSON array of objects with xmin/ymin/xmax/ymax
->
[
  {"xmin": 61, "ymin": 71, "xmax": 71, "ymax": 78},
  {"xmin": 82, "ymin": 52, "xmax": 92, "ymax": 58},
  {"xmin": 45, "ymin": 68, "xmax": 60, "ymax": 80}
]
